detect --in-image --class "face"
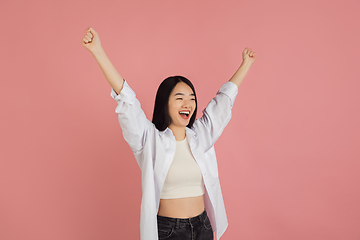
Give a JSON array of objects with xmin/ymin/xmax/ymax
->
[{"xmin": 168, "ymin": 81, "xmax": 196, "ymax": 130}]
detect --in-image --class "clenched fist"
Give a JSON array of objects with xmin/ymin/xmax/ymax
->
[
  {"xmin": 82, "ymin": 27, "xmax": 102, "ymax": 53},
  {"xmin": 242, "ymin": 48, "xmax": 257, "ymax": 65}
]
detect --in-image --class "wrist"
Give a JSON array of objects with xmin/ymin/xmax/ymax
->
[
  {"xmin": 91, "ymin": 46, "xmax": 105, "ymax": 57},
  {"xmin": 240, "ymin": 59, "xmax": 252, "ymax": 68}
]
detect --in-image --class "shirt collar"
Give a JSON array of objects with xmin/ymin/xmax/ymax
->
[
  {"xmin": 185, "ymin": 127, "xmax": 197, "ymax": 139},
  {"xmin": 160, "ymin": 127, "xmax": 198, "ymax": 139}
]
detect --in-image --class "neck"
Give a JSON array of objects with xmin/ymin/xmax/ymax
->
[{"xmin": 168, "ymin": 125, "xmax": 186, "ymax": 141}]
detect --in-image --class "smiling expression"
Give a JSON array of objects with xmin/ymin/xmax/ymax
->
[{"xmin": 168, "ymin": 81, "xmax": 196, "ymax": 130}]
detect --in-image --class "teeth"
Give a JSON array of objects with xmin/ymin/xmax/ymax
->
[{"xmin": 179, "ymin": 111, "xmax": 190, "ymax": 114}]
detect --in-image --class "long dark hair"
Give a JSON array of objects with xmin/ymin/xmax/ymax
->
[{"xmin": 152, "ymin": 76, "xmax": 197, "ymax": 131}]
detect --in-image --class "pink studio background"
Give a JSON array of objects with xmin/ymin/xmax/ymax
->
[{"xmin": 1, "ymin": 0, "xmax": 359, "ymax": 239}]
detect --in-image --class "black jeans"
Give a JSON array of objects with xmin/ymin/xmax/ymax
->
[{"xmin": 157, "ymin": 209, "xmax": 214, "ymax": 240}]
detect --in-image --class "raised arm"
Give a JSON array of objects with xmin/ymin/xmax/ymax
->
[
  {"xmin": 194, "ymin": 48, "xmax": 257, "ymax": 150},
  {"xmin": 229, "ymin": 48, "xmax": 257, "ymax": 88},
  {"xmin": 82, "ymin": 27, "xmax": 151, "ymax": 157},
  {"xmin": 82, "ymin": 27, "xmax": 124, "ymax": 94}
]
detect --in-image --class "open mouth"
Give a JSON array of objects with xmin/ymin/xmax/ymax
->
[{"xmin": 179, "ymin": 110, "xmax": 190, "ymax": 119}]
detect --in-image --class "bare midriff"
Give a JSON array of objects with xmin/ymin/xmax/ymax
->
[{"xmin": 157, "ymin": 195, "xmax": 205, "ymax": 218}]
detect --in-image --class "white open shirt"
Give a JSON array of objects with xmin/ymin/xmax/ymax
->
[{"xmin": 111, "ymin": 80, "xmax": 238, "ymax": 240}]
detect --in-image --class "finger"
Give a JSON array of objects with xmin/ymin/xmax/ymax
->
[
  {"xmin": 86, "ymin": 32, "xmax": 93, "ymax": 38},
  {"xmin": 85, "ymin": 34, "xmax": 93, "ymax": 42},
  {"xmin": 87, "ymin": 27, "xmax": 97, "ymax": 36},
  {"xmin": 83, "ymin": 37, "xmax": 91, "ymax": 43}
]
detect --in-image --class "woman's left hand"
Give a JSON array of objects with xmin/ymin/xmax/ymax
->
[{"xmin": 242, "ymin": 48, "xmax": 257, "ymax": 65}]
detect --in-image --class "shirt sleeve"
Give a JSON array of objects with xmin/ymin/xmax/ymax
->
[
  {"xmin": 193, "ymin": 81, "xmax": 238, "ymax": 151},
  {"xmin": 110, "ymin": 80, "xmax": 151, "ymax": 154}
]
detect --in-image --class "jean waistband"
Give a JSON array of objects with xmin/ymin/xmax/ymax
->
[{"xmin": 157, "ymin": 209, "xmax": 207, "ymax": 225}]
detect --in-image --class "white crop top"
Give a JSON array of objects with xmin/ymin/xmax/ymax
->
[{"xmin": 160, "ymin": 138, "xmax": 205, "ymax": 199}]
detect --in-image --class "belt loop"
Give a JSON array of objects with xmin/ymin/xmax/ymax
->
[
  {"xmin": 201, "ymin": 209, "xmax": 206, "ymax": 224},
  {"xmin": 175, "ymin": 218, "xmax": 180, "ymax": 229}
]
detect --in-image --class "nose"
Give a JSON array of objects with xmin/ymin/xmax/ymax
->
[{"xmin": 182, "ymin": 99, "xmax": 191, "ymax": 108}]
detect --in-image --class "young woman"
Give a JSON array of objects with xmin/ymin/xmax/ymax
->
[{"xmin": 82, "ymin": 27, "xmax": 256, "ymax": 240}]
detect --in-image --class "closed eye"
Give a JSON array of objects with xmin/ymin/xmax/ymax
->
[{"xmin": 176, "ymin": 98, "xmax": 183, "ymax": 100}]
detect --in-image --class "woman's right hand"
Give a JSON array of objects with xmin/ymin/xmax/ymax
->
[{"xmin": 82, "ymin": 27, "xmax": 102, "ymax": 53}]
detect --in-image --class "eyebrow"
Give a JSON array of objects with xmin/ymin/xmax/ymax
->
[{"xmin": 174, "ymin": 93, "xmax": 195, "ymax": 96}]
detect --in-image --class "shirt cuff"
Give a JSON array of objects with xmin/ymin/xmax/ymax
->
[
  {"xmin": 218, "ymin": 81, "xmax": 238, "ymax": 105},
  {"xmin": 110, "ymin": 79, "xmax": 136, "ymax": 105}
]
